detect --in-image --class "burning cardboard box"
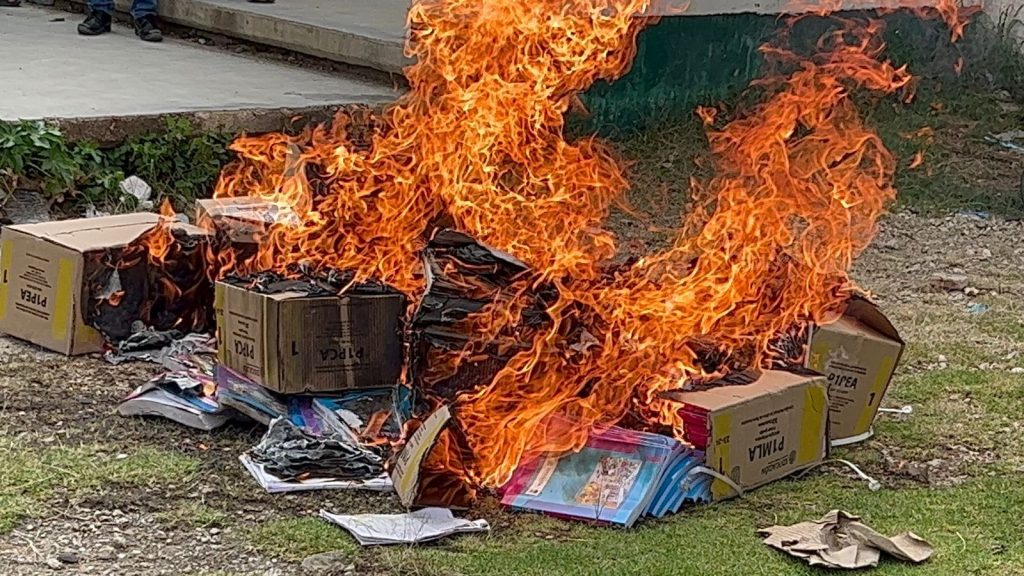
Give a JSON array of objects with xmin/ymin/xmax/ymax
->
[
  {"xmin": 806, "ymin": 297, "xmax": 904, "ymax": 445},
  {"xmin": 215, "ymin": 270, "xmax": 406, "ymax": 394},
  {"xmin": 662, "ymin": 369, "xmax": 829, "ymax": 501},
  {"xmin": 0, "ymin": 213, "xmax": 212, "ymax": 355}
]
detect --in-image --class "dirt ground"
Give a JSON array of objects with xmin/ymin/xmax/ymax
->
[{"xmin": 0, "ymin": 207, "xmax": 1021, "ymax": 575}]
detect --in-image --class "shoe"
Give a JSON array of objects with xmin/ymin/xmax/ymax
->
[
  {"xmin": 134, "ymin": 15, "xmax": 163, "ymax": 42},
  {"xmin": 77, "ymin": 10, "xmax": 111, "ymax": 36}
]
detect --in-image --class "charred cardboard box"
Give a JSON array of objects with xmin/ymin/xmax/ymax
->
[
  {"xmin": 215, "ymin": 276, "xmax": 406, "ymax": 394},
  {"xmin": 806, "ymin": 297, "xmax": 904, "ymax": 445},
  {"xmin": 196, "ymin": 197, "xmax": 298, "ymax": 246},
  {"xmin": 663, "ymin": 369, "xmax": 829, "ymax": 501},
  {"xmin": 0, "ymin": 213, "xmax": 211, "ymax": 355}
]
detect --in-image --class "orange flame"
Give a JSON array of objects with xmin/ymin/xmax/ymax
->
[{"xmin": 211, "ymin": 0, "xmax": 974, "ymax": 489}]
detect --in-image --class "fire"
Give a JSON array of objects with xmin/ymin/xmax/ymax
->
[{"xmin": 211, "ymin": 0, "xmax": 975, "ymax": 490}]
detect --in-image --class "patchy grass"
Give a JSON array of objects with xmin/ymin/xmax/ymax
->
[
  {"xmin": 368, "ymin": 476, "xmax": 1024, "ymax": 576},
  {"xmin": 0, "ymin": 442, "xmax": 200, "ymax": 533},
  {"xmin": 609, "ymin": 85, "xmax": 1024, "ymax": 223},
  {"xmin": 156, "ymin": 501, "xmax": 231, "ymax": 530},
  {"xmin": 245, "ymin": 517, "xmax": 358, "ymax": 561}
]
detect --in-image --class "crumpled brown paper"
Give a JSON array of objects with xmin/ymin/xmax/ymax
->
[{"xmin": 758, "ymin": 510, "xmax": 934, "ymax": 569}]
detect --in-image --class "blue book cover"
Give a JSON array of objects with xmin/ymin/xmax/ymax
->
[{"xmin": 501, "ymin": 426, "xmax": 679, "ymax": 527}]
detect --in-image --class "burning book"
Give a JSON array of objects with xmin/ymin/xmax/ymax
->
[
  {"xmin": 0, "ymin": 213, "xmax": 213, "ymax": 355},
  {"xmin": 215, "ymin": 363, "xmax": 406, "ymax": 446},
  {"xmin": 215, "ymin": 267, "xmax": 405, "ymax": 394},
  {"xmin": 312, "ymin": 387, "xmax": 409, "ymax": 445},
  {"xmin": 411, "ymin": 229, "xmax": 553, "ymax": 402}
]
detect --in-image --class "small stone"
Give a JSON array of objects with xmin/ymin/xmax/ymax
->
[
  {"xmin": 57, "ymin": 552, "xmax": 79, "ymax": 564},
  {"xmin": 210, "ymin": 527, "xmax": 221, "ymax": 535},
  {"xmin": 978, "ymin": 248, "xmax": 992, "ymax": 260},
  {"xmin": 964, "ymin": 286, "xmax": 980, "ymax": 296},
  {"xmin": 937, "ymin": 354, "xmax": 948, "ymax": 363},
  {"xmin": 929, "ymin": 272, "xmax": 968, "ymax": 292},
  {"xmin": 1011, "ymin": 367, "xmax": 1024, "ymax": 374},
  {"xmin": 301, "ymin": 550, "xmax": 352, "ymax": 575},
  {"xmin": 45, "ymin": 558, "xmax": 63, "ymax": 570}
]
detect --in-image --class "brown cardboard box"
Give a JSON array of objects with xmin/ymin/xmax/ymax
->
[
  {"xmin": 0, "ymin": 213, "xmax": 163, "ymax": 355},
  {"xmin": 215, "ymin": 281, "xmax": 405, "ymax": 394},
  {"xmin": 806, "ymin": 298, "xmax": 904, "ymax": 445},
  {"xmin": 663, "ymin": 370, "xmax": 829, "ymax": 501},
  {"xmin": 195, "ymin": 197, "xmax": 297, "ymax": 245}
]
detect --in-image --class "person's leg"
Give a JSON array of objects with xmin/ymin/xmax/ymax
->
[
  {"xmin": 78, "ymin": 0, "xmax": 113, "ymax": 35},
  {"xmin": 131, "ymin": 0, "xmax": 162, "ymax": 42},
  {"xmin": 130, "ymin": 0, "xmax": 155, "ymax": 18},
  {"xmin": 88, "ymin": 0, "xmax": 114, "ymax": 14}
]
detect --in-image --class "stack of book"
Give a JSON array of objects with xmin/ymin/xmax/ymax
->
[
  {"xmin": 677, "ymin": 404, "xmax": 711, "ymax": 449},
  {"xmin": 501, "ymin": 425, "xmax": 710, "ymax": 527},
  {"xmin": 118, "ymin": 371, "xmax": 230, "ymax": 431}
]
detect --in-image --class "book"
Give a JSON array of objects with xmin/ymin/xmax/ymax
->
[
  {"xmin": 501, "ymin": 425, "xmax": 709, "ymax": 527},
  {"xmin": 118, "ymin": 371, "xmax": 229, "ymax": 431},
  {"xmin": 215, "ymin": 364, "xmax": 288, "ymax": 425},
  {"xmin": 312, "ymin": 388, "xmax": 406, "ymax": 444}
]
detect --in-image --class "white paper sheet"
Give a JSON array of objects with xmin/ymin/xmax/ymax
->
[{"xmin": 319, "ymin": 507, "xmax": 489, "ymax": 546}]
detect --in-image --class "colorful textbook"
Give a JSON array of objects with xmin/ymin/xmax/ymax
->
[{"xmin": 501, "ymin": 425, "xmax": 710, "ymax": 527}]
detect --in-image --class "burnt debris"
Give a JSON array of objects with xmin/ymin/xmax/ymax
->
[
  {"xmin": 410, "ymin": 229, "xmax": 554, "ymax": 402},
  {"xmin": 84, "ymin": 223, "xmax": 213, "ymax": 343},
  {"xmin": 250, "ymin": 417, "xmax": 385, "ymax": 481},
  {"xmin": 222, "ymin": 263, "xmax": 399, "ymax": 297}
]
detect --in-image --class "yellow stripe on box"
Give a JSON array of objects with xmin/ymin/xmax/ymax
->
[
  {"xmin": 0, "ymin": 240, "xmax": 12, "ymax": 321},
  {"xmin": 856, "ymin": 355, "xmax": 896, "ymax": 433},
  {"xmin": 798, "ymin": 383, "xmax": 828, "ymax": 464},
  {"xmin": 51, "ymin": 258, "xmax": 75, "ymax": 341},
  {"xmin": 710, "ymin": 411, "xmax": 733, "ymax": 500}
]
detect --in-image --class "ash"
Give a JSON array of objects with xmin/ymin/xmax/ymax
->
[{"xmin": 222, "ymin": 263, "xmax": 399, "ymax": 297}]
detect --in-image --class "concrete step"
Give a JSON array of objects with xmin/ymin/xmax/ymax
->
[
  {"xmin": 1, "ymin": 5, "xmax": 400, "ymax": 142},
  {"xmin": 59, "ymin": 0, "xmax": 955, "ymax": 78},
  {"xmin": 73, "ymin": 0, "xmax": 411, "ymax": 75}
]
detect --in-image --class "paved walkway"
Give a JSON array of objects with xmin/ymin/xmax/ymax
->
[
  {"xmin": 0, "ymin": 5, "xmax": 398, "ymax": 138},
  {"xmin": 86, "ymin": 0, "xmax": 411, "ymax": 73}
]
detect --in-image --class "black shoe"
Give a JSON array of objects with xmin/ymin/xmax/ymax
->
[
  {"xmin": 77, "ymin": 10, "xmax": 111, "ymax": 36},
  {"xmin": 134, "ymin": 15, "xmax": 163, "ymax": 42}
]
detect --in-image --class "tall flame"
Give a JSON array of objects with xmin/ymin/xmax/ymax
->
[{"xmin": 212, "ymin": 0, "xmax": 974, "ymax": 488}]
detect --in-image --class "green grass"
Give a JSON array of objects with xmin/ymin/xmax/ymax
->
[
  {"xmin": 372, "ymin": 476, "xmax": 1024, "ymax": 576},
  {"xmin": 0, "ymin": 443, "xmax": 200, "ymax": 533},
  {"xmin": 156, "ymin": 501, "xmax": 231, "ymax": 529},
  {"xmin": 245, "ymin": 517, "xmax": 359, "ymax": 561}
]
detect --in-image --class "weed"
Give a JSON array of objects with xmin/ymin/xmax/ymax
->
[{"xmin": 0, "ymin": 118, "xmax": 230, "ymax": 216}]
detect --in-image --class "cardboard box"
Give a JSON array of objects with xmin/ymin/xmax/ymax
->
[
  {"xmin": 0, "ymin": 213, "xmax": 163, "ymax": 355},
  {"xmin": 196, "ymin": 197, "xmax": 297, "ymax": 245},
  {"xmin": 215, "ymin": 281, "xmax": 405, "ymax": 394},
  {"xmin": 663, "ymin": 370, "xmax": 829, "ymax": 501},
  {"xmin": 806, "ymin": 298, "xmax": 904, "ymax": 445}
]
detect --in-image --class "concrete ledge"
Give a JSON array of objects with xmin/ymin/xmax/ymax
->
[
  {"xmin": 70, "ymin": 0, "xmax": 410, "ymax": 74},
  {"xmin": 49, "ymin": 105, "xmax": 361, "ymax": 145}
]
